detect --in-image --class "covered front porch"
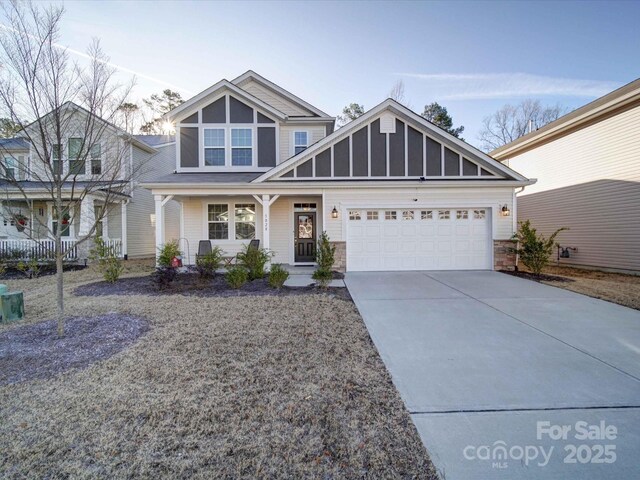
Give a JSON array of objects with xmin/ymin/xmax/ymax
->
[{"xmin": 154, "ymin": 192, "xmax": 324, "ymax": 266}]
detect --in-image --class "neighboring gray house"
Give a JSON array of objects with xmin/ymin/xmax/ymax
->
[
  {"xmin": 0, "ymin": 106, "xmax": 179, "ymax": 260},
  {"xmin": 145, "ymin": 70, "xmax": 533, "ymax": 272},
  {"xmin": 492, "ymin": 78, "xmax": 640, "ymax": 273}
]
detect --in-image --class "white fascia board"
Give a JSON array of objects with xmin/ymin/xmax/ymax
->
[
  {"xmin": 231, "ymin": 70, "xmax": 332, "ymax": 118},
  {"xmin": 163, "ymin": 80, "xmax": 287, "ymax": 122}
]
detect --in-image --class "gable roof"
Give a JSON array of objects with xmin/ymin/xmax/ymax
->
[
  {"xmin": 254, "ymin": 98, "xmax": 529, "ymax": 183},
  {"xmin": 163, "ymin": 80, "xmax": 288, "ymax": 123},
  {"xmin": 491, "ymin": 77, "xmax": 640, "ymax": 160},
  {"xmin": 231, "ymin": 70, "xmax": 333, "ymax": 119}
]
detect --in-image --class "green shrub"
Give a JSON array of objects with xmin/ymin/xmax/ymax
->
[
  {"xmin": 268, "ymin": 263, "xmax": 289, "ymax": 289},
  {"xmin": 90, "ymin": 237, "xmax": 124, "ymax": 283},
  {"xmin": 312, "ymin": 231, "xmax": 336, "ymax": 288},
  {"xmin": 512, "ymin": 220, "xmax": 567, "ymax": 276},
  {"xmin": 17, "ymin": 258, "xmax": 41, "ymax": 279},
  {"xmin": 236, "ymin": 243, "xmax": 273, "ymax": 280},
  {"xmin": 157, "ymin": 240, "xmax": 182, "ymax": 268},
  {"xmin": 196, "ymin": 246, "xmax": 224, "ymax": 277},
  {"xmin": 0, "ymin": 263, "xmax": 6, "ymax": 277},
  {"xmin": 226, "ymin": 266, "xmax": 248, "ymax": 289}
]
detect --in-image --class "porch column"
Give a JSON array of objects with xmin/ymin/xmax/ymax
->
[
  {"xmin": 78, "ymin": 195, "xmax": 96, "ymax": 262},
  {"xmin": 121, "ymin": 201, "xmax": 128, "ymax": 259},
  {"xmin": 154, "ymin": 194, "xmax": 164, "ymax": 265},
  {"xmin": 262, "ymin": 194, "xmax": 270, "ymax": 250}
]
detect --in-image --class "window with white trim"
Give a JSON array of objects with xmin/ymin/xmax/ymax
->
[
  {"xmin": 294, "ymin": 131, "xmax": 308, "ymax": 155},
  {"xmin": 421, "ymin": 210, "xmax": 433, "ymax": 220},
  {"xmin": 90, "ymin": 144, "xmax": 102, "ymax": 175},
  {"xmin": 2, "ymin": 155, "xmax": 16, "ymax": 179},
  {"xmin": 208, "ymin": 204, "xmax": 229, "ymax": 240},
  {"xmin": 231, "ymin": 128, "xmax": 252, "ymax": 166},
  {"xmin": 68, "ymin": 137, "xmax": 85, "ymax": 175},
  {"xmin": 204, "ymin": 129, "xmax": 225, "ymax": 166},
  {"xmin": 385, "ymin": 211, "xmax": 397, "ymax": 220},
  {"xmin": 366, "ymin": 210, "xmax": 378, "ymax": 220},
  {"xmin": 234, "ymin": 203, "xmax": 256, "ymax": 240},
  {"xmin": 52, "ymin": 205, "xmax": 72, "ymax": 237},
  {"xmin": 349, "ymin": 210, "xmax": 362, "ymax": 220},
  {"xmin": 52, "ymin": 144, "xmax": 62, "ymax": 175},
  {"xmin": 402, "ymin": 210, "xmax": 415, "ymax": 220},
  {"xmin": 456, "ymin": 210, "xmax": 469, "ymax": 220},
  {"xmin": 438, "ymin": 210, "xmax": 450, "ymax": 220}
]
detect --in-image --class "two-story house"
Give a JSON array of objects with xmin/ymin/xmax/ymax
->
[
  {"xmin": 0, "ymin": 103, "xmax": 178, "ymax": 261},
  {"xmin": 145, "ymin": 70, "xmax": 533, "ymax": 271}
]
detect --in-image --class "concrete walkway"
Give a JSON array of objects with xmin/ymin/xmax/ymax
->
[{"xmin": 345, "ymin": 271, "xmax": 640, "ymax": 479}]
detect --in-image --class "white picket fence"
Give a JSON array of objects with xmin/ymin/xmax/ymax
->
[{"xmin": 0, "ymin": 238, "xmax": 123, "ymax": 261}]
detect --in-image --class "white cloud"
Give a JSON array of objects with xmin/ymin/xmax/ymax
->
[{"xmin": 396, "ymin": 72, "xmax": 620, "ymax": 100}]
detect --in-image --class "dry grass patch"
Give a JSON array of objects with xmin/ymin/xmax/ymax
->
[
  {"xmin": 0, "ymin": 265, "xmax": 437, "ymax": 478},
  {"xmin": 512, "ymin": 264, "xmax": 640, "ymax": 310}
]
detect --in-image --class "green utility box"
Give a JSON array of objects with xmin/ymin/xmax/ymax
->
[{"xmin": 0, "ymin": 284, "xmax": 24, "ymax": 323}]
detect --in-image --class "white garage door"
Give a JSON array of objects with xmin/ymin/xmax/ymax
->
[{"xmin": 347, "ymin": 208, "xmax": 491, "ymax": 271}]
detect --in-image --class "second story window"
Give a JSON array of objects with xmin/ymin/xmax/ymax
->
[
  {"xmin": 294, "ymin": 131, "xmax": 308, "ymax": 155},
  {"xmin": 204, "ymin": 129, "xmax": 225, "ymax": 166},
  {"xmin": 90, "ymin": 144, "xmax": 101, "ymax": 175},
  {"xmin": 231, "ymin": 128, "xmax": 252, "ymax": 166},
  {"xmin": 68, "ymin": 137, "xmax": 85, "ymax": 175},
  {"xmin": 52, "ymin": 144, "xmax": 62, "ymax": 174},
  {"xmin": 2, "ymin": 155, "xmax": 16, "ymax": 179}
]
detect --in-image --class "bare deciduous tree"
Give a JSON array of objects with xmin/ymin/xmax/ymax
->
[
  {"xmin": 479, "ymin": 99, "xmax": 566, "ymax": 152},
  {"xmin": 0, "ymin": 2, "xmax": 142, "ymax": 336},
  {"xmin": 388, "ymin": 80, "xmax": 406, "ymax": 105}
]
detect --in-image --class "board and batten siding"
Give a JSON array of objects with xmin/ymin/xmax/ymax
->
[
  {"xmin": 323, "ymin": 186, "xmax": 515, "ymax": 242},
  {"xmin": 504, "ymin": 103, "xmax": 640, "ymax": 271}
]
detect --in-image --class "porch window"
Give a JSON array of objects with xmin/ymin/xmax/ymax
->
[
  {"xmin": 207, "ymin": 204, "xmax": 229, "ymax": 240},
  {"xmin": 294, "ymin": 131, "xmax": 308, "ymax": 155},
  {"xmin": 52, "ymin": 144, "xmax": 62, "ymax": 174},
  {"xmin": 231, "ymin": 128, "xmax": 252, "ymax": 166},
  {"xmin": 52, "ymin": 206, "xmax": 71, "ymax": 237},
  {"xmin": 2, "ymin": 155, "xmax": 16, "ymax": 179},
  {"xmin": 234, "ymin": 203, "xmax": 256, "ymax": 240},
  {"xmin": 68, "ymin": 137, "xmax": 85, "ymax": 175},
  {"xmin": 90, "ymin": 144, "xmax": 102, "ymax": 175},
  {"xmin": 204, "ymin": 128, "xmax": 225, "ymax": 166}
]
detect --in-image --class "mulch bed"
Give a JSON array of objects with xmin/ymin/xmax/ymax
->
[
  {"xmin": 502, "ymin": 270, "xmax": 575, "ymax": 283},
  {"xmin": 0, "ymin": 314, "xmax": 149, "ymax": 385},
  {"xmin": 0, "ymin": 263, "xmax": 86, "ymax": 280},
  {"xmin": 74, "ymin": 273, "xmax": 352, "ymax": 301}
]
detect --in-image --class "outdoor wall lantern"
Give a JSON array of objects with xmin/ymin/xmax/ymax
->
[
  {"xmin": 501, "ymin": 204, "xmax": 511, "ymax": 216},
  {"xmin": 331, "ymin": 206, "xmax": 339, "ymax": 219}
]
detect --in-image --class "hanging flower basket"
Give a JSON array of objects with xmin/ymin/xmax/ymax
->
[
  {"xmin": 14, "ymin": 214, "xmax": 28, "ymax": 232},
  {"xmin": 61, "ymin": 213, "xmax": 71, "ymax": 225}
]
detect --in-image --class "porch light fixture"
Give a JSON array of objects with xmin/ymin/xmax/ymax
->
[
  {"xmin": 331, "ymin": 206, "xmax": 338, "ymax": 219},
  {"xmin": 501, "ymin": 204, "xmax": 511, "ymax": 216}
]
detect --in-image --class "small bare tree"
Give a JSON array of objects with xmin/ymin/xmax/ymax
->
[
  {"xmin": 479, "ymin": 99, "xmax": 566, "ymax": 152},
  {"xmin": 0, "ymin": 2, "xmax": 142, "ymax": 336}
]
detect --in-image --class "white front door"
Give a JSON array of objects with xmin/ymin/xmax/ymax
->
[{"xmin": 346, "ymin": 207, "xmax": 491, "ymax": 271}]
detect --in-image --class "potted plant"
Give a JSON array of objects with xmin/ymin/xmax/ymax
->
[{"xmin": 14, "ymin": 213, "xmax": 28, "ymax": 232}]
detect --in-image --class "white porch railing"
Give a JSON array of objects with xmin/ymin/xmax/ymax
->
[{"xmin": 0, "ymin": 238, "xmax": 123, "ymax": 261}]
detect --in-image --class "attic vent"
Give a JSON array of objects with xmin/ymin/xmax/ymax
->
[{"xmin": 379, "ymin": 113, "xmax": 396, "ymax": 134}]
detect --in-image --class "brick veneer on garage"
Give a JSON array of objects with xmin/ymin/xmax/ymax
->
[
  {"xmin": 494, "ymin": 239, "xmax": 517, "ymax": 271},
  {"xmin": 330, "ymin": 241, "xmax": 346, "ymax": 273}
]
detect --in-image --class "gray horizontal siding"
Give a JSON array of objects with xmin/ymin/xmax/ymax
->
[{"xmin": 518, "ymin": 179, "xmax": 640, "ymax": 271}]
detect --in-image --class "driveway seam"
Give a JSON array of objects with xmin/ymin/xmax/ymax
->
[
  {"xmin": 410, "ymin": 405, "xmax": 640, "ymax": 415},
  {"xmin": 422, "ymin": 272, "xmax": 640, "ymax": 384}
]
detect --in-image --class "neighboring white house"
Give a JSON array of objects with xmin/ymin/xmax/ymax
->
[
  {"xmin": 144, "ymin": 70, "xmax": 533, "ymax": 272},
  {"xmin": 492, "ymin": 78, "xmax": 640, "ymax": 273},
  {"xmin": 0, "ymin": 105, "xmax": 179, "ymax": 261}
]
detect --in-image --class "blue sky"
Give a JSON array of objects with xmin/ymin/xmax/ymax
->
[{"xmin": 47, "ymin": 1, "xmax": 640, "ymax": 145}]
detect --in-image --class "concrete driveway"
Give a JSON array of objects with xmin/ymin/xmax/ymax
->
[{"xmin": 345, "ymin": 271, "xmax": 640, "ymax": 479}]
